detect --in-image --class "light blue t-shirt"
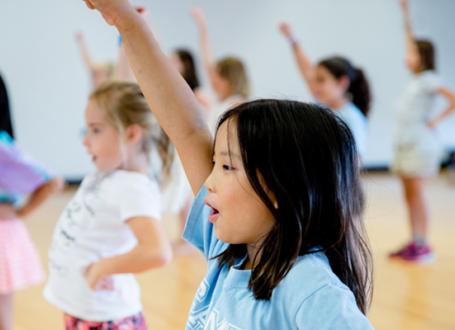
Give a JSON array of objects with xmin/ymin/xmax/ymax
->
[
  {"xmin": 335, "ymin": 103, "xmax": 368, "ymax": 159},
  {"xmin": 183, "ymin": 187, "xmax": 373, "ymax": 330}
]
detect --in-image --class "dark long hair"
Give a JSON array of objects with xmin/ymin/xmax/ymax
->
[
  {"xmin": 0, "ymin": 72, "xmax": 14, "ymax": 138},
  {"xmin": 216, "ymin": 99, "xmax": 372, "ymax": 313},
  {"xmin": 415, "ymin": 39, "xmax": 436, "ymax": 72},
  {"xmin": 174, "ymin": 49, "xmax": 200, "ymax": 91},
  {"xmin": 318, "ymin": 56, "xmax": 371, "ymax": 117}
]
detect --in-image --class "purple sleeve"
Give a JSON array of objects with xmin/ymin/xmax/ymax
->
[{"xmin": 0, "ymin": 142, "xmax": 53, "ymax": 194}]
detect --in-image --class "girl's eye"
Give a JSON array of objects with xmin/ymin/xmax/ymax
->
[
  {"xmin": 222, "ymin": 164, "xmax": 235, "ymax": 171},
  {"xmin": 91, "ymin": 127, "xmax": 101, "ymax": 134}
]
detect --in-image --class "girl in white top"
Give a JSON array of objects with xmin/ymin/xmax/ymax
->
[
  {"xmin": 389, "ymin": 0, "xmax": 455, "ymax": 263},
  {"xmin": 44, "ymin": 81, "xmax": 173, "ymax": 329},
  {"xmin": 190, "ymin": 8, "xmax": 251, "ymax": 133},
  {"xmin": 279, "ymin": 22, "xmax": 371, "ymax": 160}
]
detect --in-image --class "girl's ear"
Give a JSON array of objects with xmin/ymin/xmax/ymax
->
[
  {"xmin": 257, "ymin": 171, "xmax": 279, "ymax": 210},
  {"xmin": 125, "ymin": 124, "xmax": 143, "ymax": 145},
  {"xmin": 338, "ymin": 75, "xmax": 350, "ymax": 92}
]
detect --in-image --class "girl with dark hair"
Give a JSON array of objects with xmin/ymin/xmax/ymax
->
[
  {"xmin": 279, "ymin": 22, "xmax": 371, "ymax": 159},
  {"xmin": 84, "ymin": 1, "xmax": 374, "ymax": 328},
  {"xmin": 389, "ymin": 0, "xmax": 455, "ymax": 263}
]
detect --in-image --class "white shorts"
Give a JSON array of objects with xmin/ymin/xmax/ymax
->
[{"xmin": 392, "ymin": 143, "xmax": 442, "ymax": 177}]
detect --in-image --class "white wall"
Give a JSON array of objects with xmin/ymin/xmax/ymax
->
[{"xmin": 1, "ymin": 0, "xmax": 454, "ymax": 178}]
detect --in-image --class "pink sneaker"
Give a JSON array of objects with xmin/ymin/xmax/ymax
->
[{"xmin": 389, "ymin": 242, "xmax": 434, "ymax": 264}]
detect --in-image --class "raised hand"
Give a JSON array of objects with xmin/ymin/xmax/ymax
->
[
  {"xmin": 190, "ymin": 7, "xmax": 207, "ymax": 30},
  {"xmin": 82, "ymin": 0, "xmax": 137, "ymax": 28},
  {"xmin": 74, "ymin": 31, "xmax": 84, "ymax": 43},
  {"xmin": 399, "ymin": 0, "xmax": 409, "ymax": 11},
  {"xmin": 278, "ymin": 22, "xmax": 294, "ymax": 39}
]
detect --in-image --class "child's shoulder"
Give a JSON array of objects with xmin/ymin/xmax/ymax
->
[
  {"xmin": 81, "ymin": 170, "xmax": 160, "ymax": 196},
  {"xmin": 106, "ymin": 170, "xmax": 157, "ymax": 188},
  {"xmin": 275, "ymin": 252, "xmax": 354, "ymax": 305},
  {"xmin": 414, "ymin": 70, "xmax": 441, "ymax": 88},
  {"xmin": 275, "ymin": 252, "xmax": 369, "ymax": 326}
]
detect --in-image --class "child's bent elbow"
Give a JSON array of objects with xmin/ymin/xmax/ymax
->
[
  {"xmin": 49, "ymin": 177, "xmax": 65, "ymax": 193},
  {"xmin": 147, "ymin": 246, "xmax": 173, "ymax": 269},
  {"xmin": 157, "ymin": 247, "xmax": 173, "ymax": 267}
]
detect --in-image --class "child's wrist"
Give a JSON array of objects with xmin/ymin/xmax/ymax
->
[
  {"xmin": 16, "ymin": 207, "xmax": 27, "ymax": 219},
  {"xmin": 288, "ymin": 36, "xmax": 299, "ymax": 47},
  {"xmin": 95, "ymin": 259, "xmax": 113, "ymax": 277},
  {"xmin": 116, "ymin": 10, "xmax": 142, "ymax": 35}
]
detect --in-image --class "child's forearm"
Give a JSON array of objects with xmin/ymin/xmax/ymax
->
[
  {"xmin": 17, "ymin": 177, "xmax": 64, "ymax": 218},
  {"xmin": 92, "ymin": 244, "xmax": 171, "ymax": 278},
  {"xmin": 291, "ymin": 42, "xmax": 315, "ymax": 91},
  {"xmin": 115, "ymin": 44, "xmax": 135, "ymax": 81},
  {"xmin": 191, "ymin": 9, "xmax": 217, "ymax": 92},
  {"xmin": 76, "ymin": 34, "xmax": 95, "ymax": 70},
  {"xmin": 428, "ymin": 106, "xmax": 455, "ymax": 128},
  {"xmin": 279, "ymin": 23, "xmax": 316, "ymax": 96},
  {"xmin": 400, "ymin": 0, "xmax": 417, "ymax": 61},
  {"xmin": 428, "ymin": 88, "xmax": 455, "ymax": 127},
  {"xmin": 199, "ymin": 29, "xmax": 218, "ymax": 89}
]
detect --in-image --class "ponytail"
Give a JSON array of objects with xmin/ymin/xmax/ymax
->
[
  {"xmin": 150, "ymin": 126, "xmax": 174, "ymax": 187},
  {"xmin": 349, "ymin": 68, "xmax": 371, "ymax": 117},
  {"xmin": 318, "ymin": 56, "xmax": 371, "ymax": 117}
]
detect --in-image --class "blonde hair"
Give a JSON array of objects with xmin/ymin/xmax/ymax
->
[
  {"xmin": 216, "ymin": 57, "xmax": 250, "ymax": 99},
  {"xmin": 89, "ymin": 81, "xmax": 174, "ymax": 185}
]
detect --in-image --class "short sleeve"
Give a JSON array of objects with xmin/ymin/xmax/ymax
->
[
  {"xmin": 0, "ymin": 132, "xmax": 54, "ymax": 194},
  {"xmin": 295, "ymin": 284, "xmax": 373, "ymax": 330},
  {"xmin": 183, "ymin": 187, "xmax": 227, "ymax": 259},
  {"xmin": 116, "ymin": 174, "xmax": 162, "ymax": 223},
  {"xmin": 421, "ymin": 72, "xmax": 441, "ymax": 94}
]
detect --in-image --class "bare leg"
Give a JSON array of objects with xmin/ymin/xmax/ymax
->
[
  {"xmin": 0, "ymin": 293, "xmax": 13, "ymax": 330},
  {"xmin": 401, "ymin": 176, "xmax": 430, "ymax": 245}
]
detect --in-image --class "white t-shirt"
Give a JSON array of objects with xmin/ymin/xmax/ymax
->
[
  {"xmin": 395, "ymin": 71, "xmax": 441, "ymax": 146},
  {"xmin": 334, "ymin": 102, "xmax": 368, "ymax": 159},
  {"xmin": 44, "ymin": 170, "xmax": 161, "ymax": 321},
  {"xmin": 208, "ymin": 94, "xmax": 245, "ymax": 134}
]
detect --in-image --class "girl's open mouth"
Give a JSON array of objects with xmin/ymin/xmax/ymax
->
[
  {"xmin": 208, "ymin": 207, "xmax": 219, "ymax": 223},
  {"xmin": 205, "ymin": 200, "xmax": 220, "ymax": 223}
]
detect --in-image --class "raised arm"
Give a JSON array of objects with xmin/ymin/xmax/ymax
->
[
  {"xmin": 399, "ymin": 0, "xmax": 419, "ymax": 64},
  {"xmin": 83, "ymin": 0, "xmax": 213, "ymax": 194},
  {"xmin": 190, "ymin": 8, "xmax": 219, "ymax": 93},
  {"xmin": 427, "ymin": 87, "xmax": 455, "ymax": 128},
  {"xmin": 114, "ymin": 7, "xmax": 148, "ymax": 82},
  {"xmin": 115, "ymin": 42, "xmax": 135, "ymax": 81},
  {"xmin": 75, "ymin": 32, "xmax": 96, "ymax": 72},
  {"xmin": 278, "ymin": 22, "xmax": 317, "ymax": 97}
]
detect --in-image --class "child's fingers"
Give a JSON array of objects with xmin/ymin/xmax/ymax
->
[
  {"xmin": 96, "ymin": 277, "xmax": 114, "ymax": 291},
  {"xmin": 83, "ymin": 0, "xmax": 96, "ymax": 10},
  {"xmin": 278, "ymin": 22, "xmax": 291, "ymax": 37},
  {"xmin": 190, "ymin": 7, "xmax": 204, "ymax": 22}
]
